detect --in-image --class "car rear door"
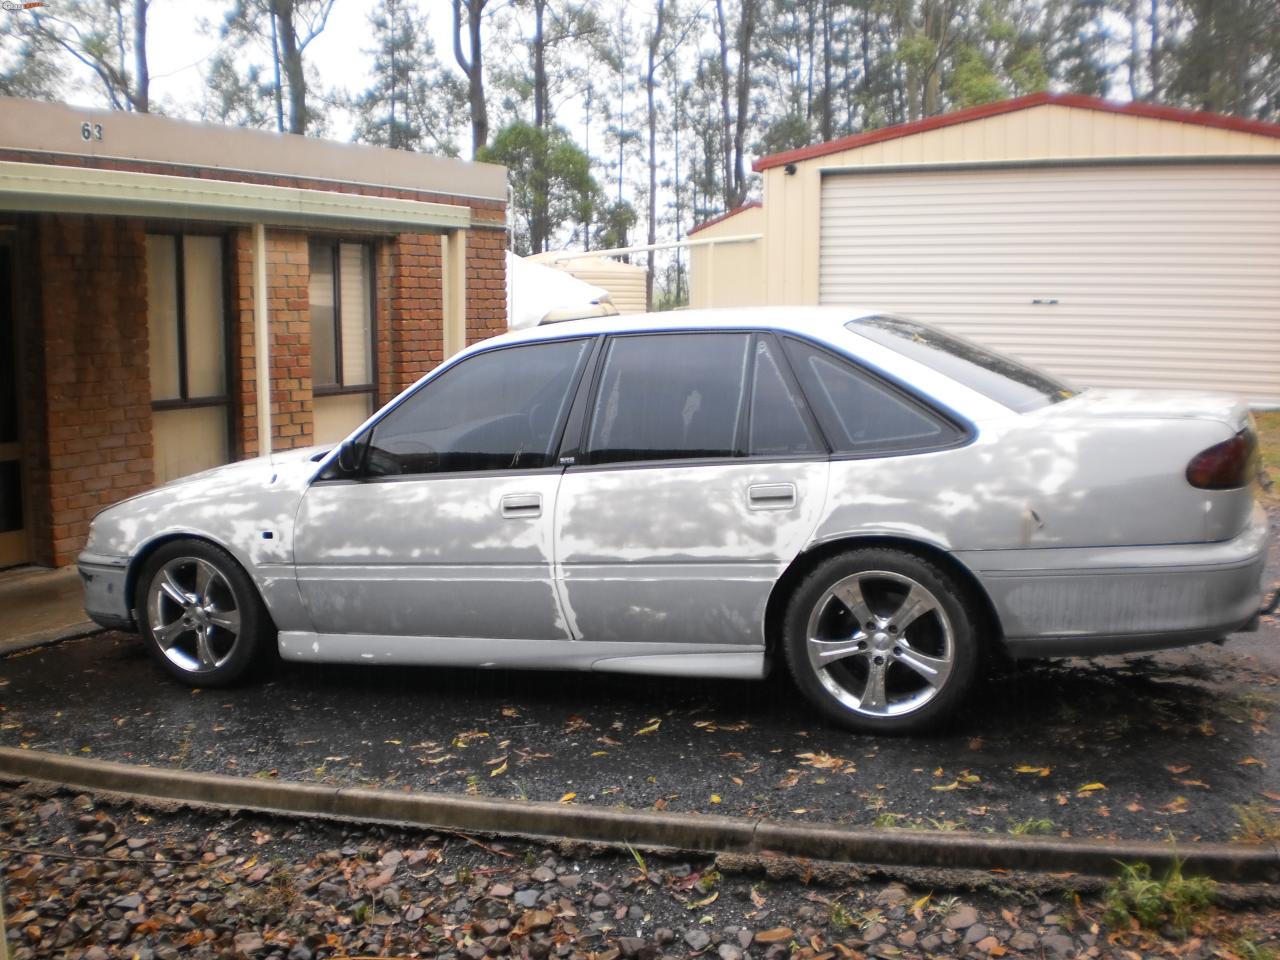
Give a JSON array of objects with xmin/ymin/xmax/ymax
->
[{"xmin": 552, "ymin": 331, "xmax": 830, "ymax": 650}]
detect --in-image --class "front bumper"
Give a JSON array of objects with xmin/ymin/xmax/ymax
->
[
  {"xmin": 77, "ymin": 551, "xmax": 134, "ymax": 631},
  {"xmin": 959, "ymin": 504, "xmax": 1270, "ymax": 658}
]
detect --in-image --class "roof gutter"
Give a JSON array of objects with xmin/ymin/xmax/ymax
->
[{"xmin": 0, "ymin": 160, "xmax": 476, "ymax": 231}]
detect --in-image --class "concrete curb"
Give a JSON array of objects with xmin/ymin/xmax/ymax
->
[
  {"xmin": 1, "ymin": 747, "xmax": 1277, "ymax": 883},
  {"xmin": 0, "ymin": 621, "xmax": 102, "ymax": 658}
]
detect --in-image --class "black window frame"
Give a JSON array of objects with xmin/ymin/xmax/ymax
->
[
  {"xmin": 146, "ymin": 230, "xmax": 235, "ymax": 429},
  {"xmin": 320, "ymin": 335, "xmax": 598, "ymax": 483},
  {"xmin": 309, "ymin": 237, "xmax": 379, "ymax": 401},
  {"xmin": 779, "ymin": 335, "xmax": 974, "ymax": 460}
]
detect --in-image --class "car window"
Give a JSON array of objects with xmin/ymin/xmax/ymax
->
[
  {"xmin": 784, "ymin": 339, "xmax": 962, "ymax": 455},
  {"xmin": 848, "ymin": 315, "xmax": 1074, "ymax": 413},
  {"xmin": 586, "ymin": 333, "xmax": 751, "ymax": 465},
  {"xmin": 363, "ymin": 338, "xmax": 590, "ymax": 476},
  {"xmin": 749, "ymin": 336, "xmax": 823, "ymax": 457}
]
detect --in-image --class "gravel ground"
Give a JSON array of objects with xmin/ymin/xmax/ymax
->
[{"xmin": 4, "ymin": 784, "xmax": 1280, "ymax": 960}]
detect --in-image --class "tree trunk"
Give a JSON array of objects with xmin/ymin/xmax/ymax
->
[
  {"xmin": 1128, "ymin": 0, "xmax": 1142, "ymax": 100},
  {"xmin": 272, "ymin": 0, "xmax": 307, "ymax": 134},
  {"xmin": 1148, "ymin": 0, "xmax": 1161, "ymax": 100},
  {"xmin": 533, "ymin": 0, "xmax": 547, "ymax": 129},
  {"xmin": 820, "ymin": 0, "xmax": 833, "ymax": 140},
  {"xmin": 729, "ymin": 0, "xmax": 758, "ymax": 208},
  {"xmin": 132, "ymin": 0, "xmax": 149, "ymax": 112},
  {"xmin": 714, "ymin": 0, "xmax": 733, "ymax": 210},
  {"xmin": 645, "ymin": 0, "xmax": 666, "ymax": 311},
  {"xmin": 452, "ymin": 0, "xmax": 489, "ymax": 157}
]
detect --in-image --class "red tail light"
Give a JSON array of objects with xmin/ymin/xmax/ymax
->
[{"xmin": 1186, "ymin": 429, "xmax": 1258, "ymax": 490}]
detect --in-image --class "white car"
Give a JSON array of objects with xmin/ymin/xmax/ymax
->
[{"xmin": 80, "ymin": 308, "xmax": 1272, "ymax": 733}]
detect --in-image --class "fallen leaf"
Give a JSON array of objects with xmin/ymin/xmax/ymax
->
[
  {"xmin": 636, "ymin": 719, "xmax": 661, "ymax": 736},
  {"xmin": 489, "ymin": 761, "xmax": 507, "ymax": 778},
  {"xmin": 931, "ymin": 781, "xmax": 959, "ymax": 792},
  {"xmin": 968, "ymin": 738, "xmax": 983, "ymax": 750},
  {"xmin": 1238, "ymin": 757, "xmax": 1267, "ymax": 768},
  {"xmin": 709, "ymin": 794, "xmax": 722, "ymax": 804},
  {"xmin": 1165, "ymin": 764, "xmax": 1191, "ymax": 774},
  {"xmin": 501, "ymin": 706, "xmax": 521, "ymax": 718},
  {"xmin": 688, "ymin": 891, "xmax": 719, "ymax": 909},
  {"xmin": 1178, "ymin": 779, "xmax": 1211, "ymax": 790},
  {"xmin": 750, "ymin": 887, "xmax": 767, "ymax": 908},
  {"xmin": 1015, "ymin": 765, "xmax": 1051, "ymax": 777},
  {"xmin": 1076, "ymin": 782, "xmax": 1106, "ymax": 794},
  {"xmin": 558, "ymin": 792, "xmax": 577, "ymax": 804}
]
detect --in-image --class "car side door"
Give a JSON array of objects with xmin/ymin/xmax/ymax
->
[
  {"xmin": 293, "ymin": 336, "xmax": 594, "ymax": 642},
  {"xmin": 552, "ymin": 331, "xmax": 831, "ymax": 654}
]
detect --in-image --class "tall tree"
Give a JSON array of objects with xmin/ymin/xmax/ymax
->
[
  {"xmin": 28, "ymin": 0, "xmax": 150, "ymax": 111},
  {"xmin": 0, "ymin": 22, "xmax": 65, "ymax": 100},
  {"xmin": 1166, "ymin": 0, "xmax": 1280, "ymax": 119},
  {"xmin": 644, "ymin": 0, "xmax": 668, "ymax": 309},
  {"xmin": 352, "ymin": 0, "xmax": 462, "ymax": 154},
  {"xmin": 219, "ymin": 0, "xmax": 336, "ymax": 134},
  {"xmin": 452, "ymin": 0, "xmax": 491, "ymax": 156}
]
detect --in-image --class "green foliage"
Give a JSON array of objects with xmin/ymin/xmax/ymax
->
[
  {"xmin": 480, "ymin": 120, "xmax": 602, "ymax": 255},
  {"xmin": 947, "ymin": 44, "xmax": 1008, "ymax": 108},
  {"xmin": 1103, "ymin": 859, "xmax": 1215, "ymax": 937},
  {"xmin": 1007, "ymin": 817, "xmax": 1055, "ymax": 836}
]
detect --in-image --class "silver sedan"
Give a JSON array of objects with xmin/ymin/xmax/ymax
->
[{"xmin": 79, "ymin": 308, "xmax": 1272, "ymax": 733}]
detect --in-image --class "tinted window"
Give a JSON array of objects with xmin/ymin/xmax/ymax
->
[
  {"xmin": 785, "ymin": 339, "xmax": 961, "ymax": 454},
  {"xmin": 586, "ymin": 333, "xmax": 751, "ymax": 464},
  {"xmin": 363, "ymin": 339, "xmax": 590, "ymax": 476},
  {"xmin": 848, "ymin": 315, "xmax": 1073, "ymax": 413},
  {"xmin": 749, "ymin": 336, "xmax": 822, "ymax": 457}
]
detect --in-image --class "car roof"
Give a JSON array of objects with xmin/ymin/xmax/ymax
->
[{"xmin": 478, "ymin": 305, "xmax": 883, "ymax": 349}]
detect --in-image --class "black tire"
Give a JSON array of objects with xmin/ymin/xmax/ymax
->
[
  {"xmin": 782, "ymin": 547, "xmax": 981, "ymax": 734},
  {"xmin": 133, "ymin": 539, "xmax": 274, "ymax": 687}
]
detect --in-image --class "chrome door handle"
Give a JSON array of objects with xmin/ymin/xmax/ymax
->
[
  {"xmin": 747, "ymin": 482, "xmax": 796, "ymax": 510},
  {"xmin": 500, "ymin": 493, "xmax": 542, "ymax": 518}
]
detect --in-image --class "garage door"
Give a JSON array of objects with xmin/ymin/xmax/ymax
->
[{"xmin": 819, "ymin": 164, "xmax": 1280, "ymax": 407}]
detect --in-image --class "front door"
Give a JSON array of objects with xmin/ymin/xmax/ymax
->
[
  {"xmin": 554, "ymin": 331, "xmax": 830, "ymax": 647},
  {"xmin": 0, "ymin": 243, "xmax": 28, "ymax": 568},
  {"xmin": 293, "ymin": 337, "xmax": 593, "ymax": 641}
]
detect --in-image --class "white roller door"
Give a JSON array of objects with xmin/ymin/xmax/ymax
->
[{"xmin": 819, "ymin": 164, "xmax": 1280, "ymax": 407}]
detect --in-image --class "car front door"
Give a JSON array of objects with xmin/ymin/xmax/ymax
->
[
  {"xmin": 293, "ymin": 336, "xmax": 594, "ymax": 642},
  {"xmin": 553, "ymin": 331, "xmax": 830, "ymax": 651}
]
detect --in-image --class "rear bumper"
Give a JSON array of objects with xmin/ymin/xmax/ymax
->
[
  {"xmin": 957, "ymin": 505, "xmax": 1270, "ymax": 658},
  {"xmin": 76, "ymin": 552, "xmax": 134, "ymax": 632}
]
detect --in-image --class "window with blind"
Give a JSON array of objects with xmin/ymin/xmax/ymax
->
[
  {"xmin": 309, "ymin": 240, "xmax": 376, "ymax": 443},
  {"xmin": 146, "ymin": 233, "xmax": 232, "ymax": 483}
]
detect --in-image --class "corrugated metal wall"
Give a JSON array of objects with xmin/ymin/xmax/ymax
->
[
  {"xmin": 530, "ymin": 256, "xmax": 649, "ymax": 314},
  {"xmin": 819, "ymin": 163, "xmax": 1280, "ymax": 407}
]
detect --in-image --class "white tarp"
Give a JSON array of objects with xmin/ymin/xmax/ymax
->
[{"xmin": 506, "ymin": 251, "xmax": 614, "ymax": 329}]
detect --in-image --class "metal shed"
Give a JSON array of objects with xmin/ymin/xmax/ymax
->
[{"xmin": 701, "ymin": 93, "xmax": 1280, "ymax": 407}]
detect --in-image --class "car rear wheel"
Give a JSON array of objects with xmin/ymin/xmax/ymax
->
[
  {"xmin": 134, "ymin": 540, "xmax": 272, "ymax": 687},
  {"xmin": 783, "ymin": 548, "xmax": 980, "ymax": 734}
]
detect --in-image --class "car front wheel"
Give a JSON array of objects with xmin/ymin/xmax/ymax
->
[
  {"xmin": 134, "ymin": 539, "xmax": 272, "ymax": 687},
  {"xmin": 783, "ymin": 548, "xmax": 980, "ymax": 734}
]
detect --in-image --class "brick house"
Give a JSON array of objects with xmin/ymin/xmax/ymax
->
[{"xmin": 0, "ymin": 97, "xmax": 509, "ymax": 569}]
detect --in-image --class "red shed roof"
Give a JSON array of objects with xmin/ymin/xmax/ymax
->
[
  {"xmin": 753, "ymin": 92, "xmax": 1280, "ymax": 173},
  {"xmin": 687, "ymin": 200, "xmax": 762, "ymax": 236}
]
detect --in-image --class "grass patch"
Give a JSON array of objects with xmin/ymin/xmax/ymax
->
[
  {"xmin": 1257, "ymin": 411, "xmax": 1280, "ymax": 506},
  {"xmin": 1233, "ymin": 801, "xmax": 1280, "ymax": 844},
  {"xmin": 1007, "ymin": 817, "xmax": 1055, "ymax": 836},
  {"xmin": 1103, "ymin": 858, "xmax": 1214, "ymax": 937}
]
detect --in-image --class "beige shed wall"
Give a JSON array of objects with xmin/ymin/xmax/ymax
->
[
  {"xmin": 689, "ymin": 204, "xmax": 765, "ymax": 308},
  {"xmin": 761, "ymin": 102, "xmax": 1280, "ymax": 305},
  {"xmin": 529, "ymin": 254, "xmax": 649, "ymax": 314}
]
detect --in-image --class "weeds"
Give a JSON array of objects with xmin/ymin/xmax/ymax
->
[
  {"xmin": 829, "ymin": 902, "xmax": 854, "ymax": 931},
  {"xmin": 1232, "ymin": 801, "xmax": 1280, "ymax": 844},
  {"xmin": 872, "ymin": 812, "xmax": 903, "ymax": 828},
  {"xmin": 1007, "ymin": 817, "xmax": 1055, "ymax": 836},
  {"xmin": 1103, "ymin": 858, "xmax": 1214, "ymax": 937}
]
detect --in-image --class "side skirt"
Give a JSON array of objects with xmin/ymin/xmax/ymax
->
[{"xmin": 278, "ymin": 632, "xmax": 767, "ymax": 680}]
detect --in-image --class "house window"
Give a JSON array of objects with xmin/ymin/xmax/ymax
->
[
  {"xmin": 310, "ymin": 239, "xmax": 376, "ymax": 443},
  {"xmin": 146, "ymin": 233, "xmax": 231, "ymax": 483}
]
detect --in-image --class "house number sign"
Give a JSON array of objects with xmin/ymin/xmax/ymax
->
[{"xmin": 80, "ymin": 121, "xmax": 104, "ymax": 142}]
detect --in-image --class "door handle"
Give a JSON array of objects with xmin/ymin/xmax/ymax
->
[
  {"xmin": 747, "ymin": 482, "xmax": 796, "ymax": 510},
  {"xmin": 500, "ymin": 493, "xmax": 542, "ymax": 518}
]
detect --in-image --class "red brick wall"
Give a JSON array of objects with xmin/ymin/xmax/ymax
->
[
  {"xmin": 379, "ymin": 233, "xmax": 445, "ymax": 404},
  {"xmin": 33, "ymin": 215, "xmax": 153, "ymax": 567},
  {"xmin": 231, "ymin": 229, "xmax": 260, "ymax": 459},
  {"xmin": 465, "ymin": 229, "xmax": 508, "ymax": 345},
  {"xmin": 267, "ymin": 232, "xmax": 312, "ymax": 450}
]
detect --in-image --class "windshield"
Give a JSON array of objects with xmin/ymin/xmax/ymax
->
[{"xmin": 848, "ymin": 316, "xmax": 1075, "ymax": 413}]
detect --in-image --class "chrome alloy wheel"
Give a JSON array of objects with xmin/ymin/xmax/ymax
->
[
  {"xmin": 145, "ymin": 557, "xmax": 243, "ymax": 673},
  {"xmin": 805, "ymin": 570, "xmax": 954, "ymax": 718}
]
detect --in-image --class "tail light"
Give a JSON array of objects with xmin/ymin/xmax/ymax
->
[{"xmin": 1186, "ymin": 429, "xmax": 1258, "ymax": 490}]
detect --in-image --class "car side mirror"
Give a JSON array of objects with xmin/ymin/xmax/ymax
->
[{"xmin": 336, "ymin": 439, "xmax": 362, "ymax": 475}]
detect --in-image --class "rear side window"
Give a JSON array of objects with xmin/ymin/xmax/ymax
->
[
  {"xmin": 586, "ymin": 333, "xmax": 751, "ymax": 464},
  {"xmin": 748, "ymin": 336, "xmax": 823, "ymax": 457},
  {"xmin": 848, "ymin": 315, "xmax": 1073, "ymax": 413},
  {"xmin": 784, "ymin": 339, "xmax": 964, "ymax": 455}
]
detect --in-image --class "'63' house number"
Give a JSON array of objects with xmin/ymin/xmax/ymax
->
[{"xmin": 80, "ymin": 121, "xmax": 104, "ymax": 142}]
